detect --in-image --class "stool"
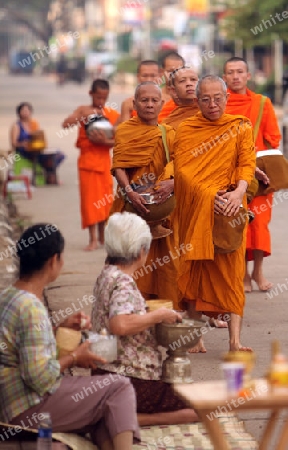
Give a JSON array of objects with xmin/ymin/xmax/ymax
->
[
  {"xmin": 3, "ymin": 173, "xmax": 32, "ymax": 199},
  {"xmin": 14, "ymin": 153, "xmax": 45, "ymax": 186}
]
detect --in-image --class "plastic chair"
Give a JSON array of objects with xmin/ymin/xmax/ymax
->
[{"xmin": 3, "ymin": 171, "xmax": 32, "ymax": 199}]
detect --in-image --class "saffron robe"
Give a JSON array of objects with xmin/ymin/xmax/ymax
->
[
  {"xmin": 111, "ymin": 117, "xmax": 179, "ymax": 303},
  {"xmin": 76, "ymin": 107, "xmax": 119, "ymax": 229},
  {"xmin": 158, "ymin": 99, "xmax": 178, "ymax": 123},
  {"xmin": 225, "ymin": 89, "xmax": 281, "ymax": 260},
  {"xmin": 162, "ymin": 103, "xmax": 199, "ymax": 130},
  {"xmin": 174, "ymin": 112, "xmax": 256, "ymax": 316}
]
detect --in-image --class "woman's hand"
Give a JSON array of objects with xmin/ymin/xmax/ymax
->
[
  {"xmin": 158, "ymin": 308, "xmax": 182, "ymax": 324},
  {"xmin": 126, "ymin": 190, "xmax": 150, "ymax": 214},
  {"xmin": 74, "ymin": 341, "xmax": 107, "ymax": 369},
  {"xmin": 152, "ymin": 180, "xmax": 174, "ymax": 204},
  {"xmin": 60, "ymin": 311, "xmax": 91, "ymax": 331}
]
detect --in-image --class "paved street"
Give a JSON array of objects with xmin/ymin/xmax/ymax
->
[{"xmin": 1, "ymin": 73, "xmax": 288, "ymax": 447}]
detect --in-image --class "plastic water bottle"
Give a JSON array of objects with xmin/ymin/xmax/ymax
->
[{"xmin": 37, "ymin": 412, "xmax": 52, "ymax": 450}]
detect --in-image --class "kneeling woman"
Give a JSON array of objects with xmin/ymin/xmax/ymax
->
[
  {"xmin": 0, "ymin": 223, "xmax": 139, "ymax": 450},
  {"xmin": 92, "ymin": 212, "xmax": 198, "ymax": 426}
]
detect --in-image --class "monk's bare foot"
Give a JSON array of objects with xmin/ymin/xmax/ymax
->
[
  {"xmin": 230, "ymin": 343, "xmax": 253, "ymax": 352},
  {"xmin": 84, "ymin": 241, "xmax": 97, "ymax": 251},
  {"xmin": 209, "ymin": 318, "xmax": 228, "ymax": 328},
  {"xmin": 188, "ymin": 337, "xmax": 207, "ymax": 353},
  {"xmin": 251, "ymin": 273, "xmax": 273, "ymax": 291},
  {"xmin": 244, "ymin": 274, "xmax": 252, "ymax": 293}
]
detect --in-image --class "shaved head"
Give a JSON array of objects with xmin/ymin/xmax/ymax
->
[
  {"xmin": 223, "ymin": 57, "xmax": 249, "ymax": 74},
  {"xmin": 134, "ymin": 81, "xmax": 162, "ymax": 100},
  {"xmin": 195, "ymin": 75, "xmax": 227, "ymax": 98},
  {"xmin": 133, "ymin": 82, "xmax": 163, "ymax": 125}
]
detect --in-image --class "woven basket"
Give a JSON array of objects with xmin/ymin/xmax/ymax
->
[
  {"xmin": 146, "ymin": 299, "xmax": 173, "ymax": 311},
  {"xmin": 56, "ymin": 327, "xmax": 81, "ymax": 358}
]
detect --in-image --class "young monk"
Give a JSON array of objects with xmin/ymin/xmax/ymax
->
[
  {"xmin": 224, "ymin": 57, "xmax": 281, "ymax": 292},
  {"xmin": 119, "ymin": 60, "xmax": 160, "ymax": 123},
  {"xmin": 158, "ymin": 51, "xmax": 185, "ymax": 123},
  {"xmin": 62, "ymin": 79, "xmax": 119, "ymax": 251}
]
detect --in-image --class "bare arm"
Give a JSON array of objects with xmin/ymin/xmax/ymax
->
[
  {"xmin": 62, "ymin": 106, "xmax": 84, "ymax": 128},
  {"xmin": 120, "ymin": 97, "xmax": 134, "ymax": 123},
  {"xmin": 109, "ymin": 308, "xmax": 182, "ymax": 336},
  {"xmin": 59, "ymin": 341, "xmax": 106, "ymax": 371},
  {"xmin": 10, "ymin": 123, "xmax": 28, "ymax": 148}
]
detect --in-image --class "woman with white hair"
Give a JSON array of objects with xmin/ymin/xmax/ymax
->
[{"xmin": 91, "ymin": 212, "xmax": 198, "ymax": 426}]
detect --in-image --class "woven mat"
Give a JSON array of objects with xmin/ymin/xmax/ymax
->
[
  {"xmin": 0, "ymin": 415, "xmax": 258, "ymax": 449},
  {"xmin": 134, "ymin": 415, "xmax": 258, "ymax": 449}
]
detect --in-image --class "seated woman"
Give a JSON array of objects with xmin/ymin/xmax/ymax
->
[
  {"xmin": 91, "ymin": 212, "xmax": 198, "ymax": 426},
  {"xmin": 0, "ymin": 223, "xmax": 139, "ymax": 450},
  {"xmin": 10, "ymin": 102, "xmax": 65, "ymax": 184}
]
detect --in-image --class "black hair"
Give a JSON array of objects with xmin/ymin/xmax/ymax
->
[
  {"xmin": 16, "ymin": 223, "xmax": 64, "ymax": 278},
  {"xmin": 90, "ymin": 79, "xmax": 110, "ymax": 92},
  {"xmin": 16, "ymin": 102, "xmax": 33, "ymax": 117},
  {"xmin": 161, "ymin": 51, "xmax": 185, "ymax": 69},
  {"xmin": 223, "ymin": 57, "xmax": 249, "ymax": 73},
  {"xmin": 137, "ymin": 60, "xmax": 159, "ymax": 74}
]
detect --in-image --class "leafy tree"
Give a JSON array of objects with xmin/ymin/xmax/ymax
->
[
  {"xmin": 0, "ymin": 0, "xmax": 85, "ymax": 44},
  {"xmin": 0, "ymin": 0, "xmax": 53, "ymax": 43},
  {"xmin": 216, "ymin": 0, "xmax": 288, "ymax": 47}
]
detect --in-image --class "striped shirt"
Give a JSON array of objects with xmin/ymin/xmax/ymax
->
[{"xmin": 0, "ymin": 286, "xmax": 62, "ymax": 423}]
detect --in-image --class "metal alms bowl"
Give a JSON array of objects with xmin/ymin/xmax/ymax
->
[
  {"xmin": 125, "ymin": 195, "xmax": 175, "ymax": 222},
  {"xmin": 85, "ymin": 114, "xmax": 114, "ymax": 139},
  {"xmin": 155, "ymin": 319, "xmax": 206, "ymax": 383},
  {"xmin": 124, "ymin": 183, "xmax": 176, "ymax": 222}
]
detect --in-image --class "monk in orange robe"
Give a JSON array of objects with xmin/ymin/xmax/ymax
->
[
  {"xmin": 224, "ymin": 57, "xmax": 281, "ymax": 292},
  {"xmin": 119, "ymin": 60, "xmax": 160, "ymax": 123},
  {"xmin": 111, "ymin": 82, "xmax": 180, "ymax": 304},
  {"xmin": 162, "ymin": 66, "xmax": 199, "ymax": 130},
  {"xmin": 157, "ymin": 51, "xmax": 185, "ymax": 123},
  {"xmin": 62, "ymin": 79, "xmax": 119, "ymax": 251},
  {"xmin": 174, "ymin": 75, "xmax": 256, "ymax": 352},
  {"xmin": 119, "ymin": 53, "xmax": 185, "ymax": 124}
]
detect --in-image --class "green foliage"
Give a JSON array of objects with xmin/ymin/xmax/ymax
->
[
  {"xmin": 0, "ymin": 0, "xmax": 52, "ymax": 42},
  {"xmin": 90, "ymin": 37, "xmax": 105, "ymax": 52},
  {"xmin": 220, "ymin": 0, "xmax": 288, "ymax": 47},
  {"xmin": 116, "ymin": 56, "xmax": 138, "ymax": 74}
]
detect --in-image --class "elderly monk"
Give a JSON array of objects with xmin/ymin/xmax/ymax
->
[
  {"xmin": 62, "ymin": 79, "xmax": 119, "ymax": 251},
  {"xmin": 119, "ymin": 60, "xmax": 160, "ymax": 123},
  {"xmin": 158, "ymin": 51, "xmax": 185, "ymax": 123},
  {"xmin": 162, "ymin": 66, "xmax": 199, "ymax": 130},
  {"xmin": 110, "ymin": 81, "xmax": 180, "ymax": 304},
  {"xmin": 224, "ymin": 57, "xmax": 281, "ymax": 292},
  {"xmin": 174, "ymin": 75, "xmax": 256, "ymax": 353}
]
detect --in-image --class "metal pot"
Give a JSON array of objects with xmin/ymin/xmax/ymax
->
[
  {"xmin": 155, "ymin": 319, "xmax": 205, "ymax": 383},
  {"xmin": 85, "ymin": 114, "xmax": 114, "ymax": 139}
]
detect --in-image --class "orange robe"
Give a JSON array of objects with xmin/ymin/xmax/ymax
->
[
  {"xmin": 162, "ymin": 103, "xmax": 199, "ymax": 130},
  {"xmin": 174, "ymin": 112, "xmax": 256, "ymax": 316},
  {"xmin": 111, "ymin": 117, "xmax": 179, "ymax": 303},
  {"xmin": 76, "ymin": 107, "xmax": 119, "ymax": 229},
  {"xmin": 158, "ymin": 98, "xmax": 177, "ymax": 123},
  {"xmin": 225, "ymin": 89, "xmax": 281, "ymax": 260}
]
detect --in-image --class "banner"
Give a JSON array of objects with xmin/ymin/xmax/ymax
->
[{"xmin": 185, "ymin": 0, "xmax": 208, "ymax": 17}]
